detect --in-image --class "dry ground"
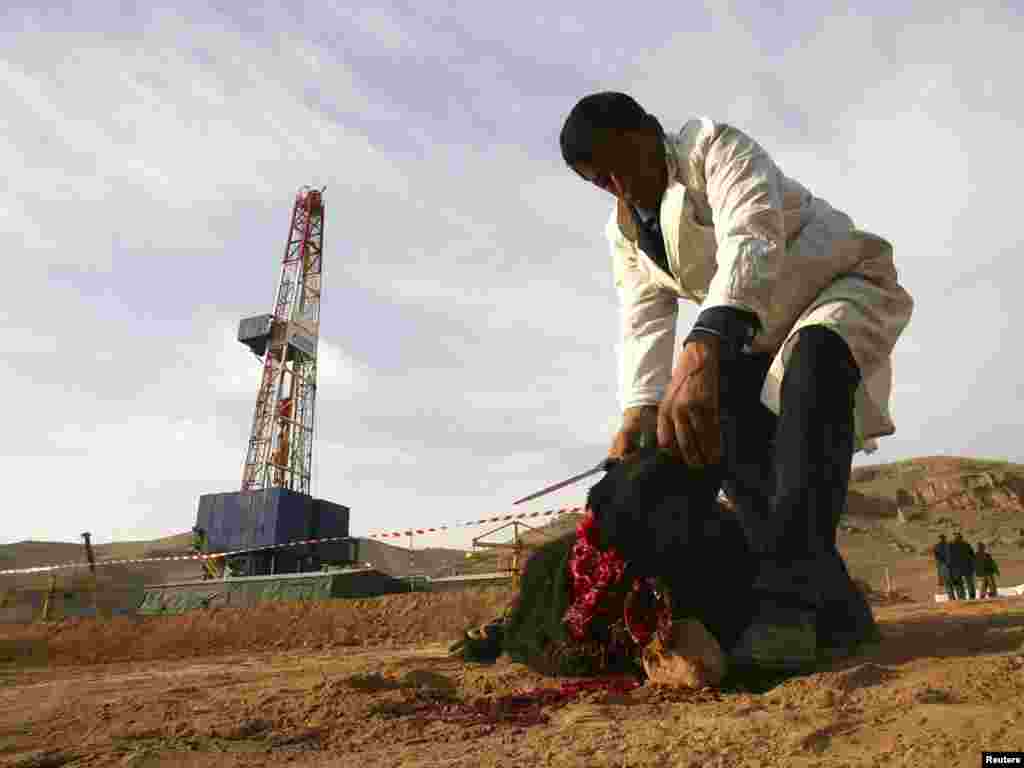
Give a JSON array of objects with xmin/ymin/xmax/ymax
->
[{"xmin": 2, "ymin": 590, "xmax": 1023, "ymax": 768}]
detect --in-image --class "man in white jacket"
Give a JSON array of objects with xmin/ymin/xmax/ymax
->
[{"xmin": 560, "ymin": 92, "xmax": 913, "ymax": 671}]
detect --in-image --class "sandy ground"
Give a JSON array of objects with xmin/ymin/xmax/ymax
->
[{"xmin": 1, "ymin": 591, "xmax": 1023, "ymax": 768}]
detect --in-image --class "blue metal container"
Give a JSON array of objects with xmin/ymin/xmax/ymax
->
[
  {"xmin": 196, "ymin": 490, "xmax": 350, "ymax": 555},
  {"xmin": 313, "ymin": 498, "xmax": 350, "ymax": 540}
]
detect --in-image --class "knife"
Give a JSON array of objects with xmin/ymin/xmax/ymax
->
[{"xmin": 512, "ymin": 457, "xmax": 620, "ymax": 505}]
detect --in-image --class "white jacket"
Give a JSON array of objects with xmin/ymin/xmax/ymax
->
[{"xmin": 609, "ymin": 118, "xmax": 914, "ymax": 445}]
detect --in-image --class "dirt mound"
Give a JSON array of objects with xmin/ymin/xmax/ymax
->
[{"xmin": 0, "ymin": 587, "xmax": 515, "ymax": 667}]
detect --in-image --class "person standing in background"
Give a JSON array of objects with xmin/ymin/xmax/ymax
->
[
  {"xmin": 949, "ymin": 532, "xmax": 976, "ymax": 600},
  {"xmin": 974, "ymin": 542, "xmax": 1000, "ymax": 598},
  {"xmin": 933, "ymin": 534, "xmax": 955, "ymax": 601}
]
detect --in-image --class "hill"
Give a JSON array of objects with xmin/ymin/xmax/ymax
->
[{"xmin": 357, "ymin": 538, "xmax": 472, "ymax": 579}]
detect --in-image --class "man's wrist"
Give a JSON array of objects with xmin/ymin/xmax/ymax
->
[
  {"xmin": 683, "ymin": 330, "xmax": 721, "ymax": 349},
  {"xmin": 684, "ymin": 306, "xmax": 759, "ymax": 358},
  {"xmin": 623, "ymin": 404, "xmax": 659, "ymax": 426}
]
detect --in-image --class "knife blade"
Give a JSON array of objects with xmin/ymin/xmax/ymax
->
[{"xmin": 512, "ymin": 457, "xmax": 620, "ymax": 505}]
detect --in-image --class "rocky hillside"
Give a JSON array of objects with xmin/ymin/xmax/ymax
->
[
  {"xmin": 847, "ymin": 456, "xmax": 1024, "ymax": 549},
  {"xmin": 837, "ymin": 456, "xmax": 1024, "ymax": 599}
]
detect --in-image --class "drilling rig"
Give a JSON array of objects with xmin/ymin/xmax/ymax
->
[
  {"xmin": 192, "ymin": 187, "xmax": 357, "ymax": 579},
  {"xmin": 238, "ymin": 186, "xmax": 323, "ymax": 495}
]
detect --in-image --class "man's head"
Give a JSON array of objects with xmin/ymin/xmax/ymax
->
[{"xmin": 560, "ymin": 92, "xmax": 668, "ymax": 211}]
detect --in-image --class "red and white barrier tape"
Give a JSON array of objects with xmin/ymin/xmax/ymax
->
[
  {"xmin": 0, "ymin": 553, "xmax": 219, "ymax": 576},
  {"xmin": 362, "ymin": 506, "xmax": 584, "ymax": 539},
  {"xmin": 0, "ymin": 505, "xmax": 585, "ymax": 576}
]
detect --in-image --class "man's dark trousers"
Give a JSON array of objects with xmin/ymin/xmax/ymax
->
[
  {"xmin": 954, "ymin": 569, "xmax": 976, "ymax": 600},
  {"xmin": 938, "ymin": 564, "xmax": 956, "ymax": 600},
  {"xmin": 714, "ymin": 324, "xmax": 873, "ymax": 647}
]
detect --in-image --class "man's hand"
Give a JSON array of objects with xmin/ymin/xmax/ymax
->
[
  {"xmin": 657, "ymin": 337, "xmax": 722, "ymax": 467},
  {"xmin": 608, "ymin": 405, "xmax": 659, "ymax": 460}
]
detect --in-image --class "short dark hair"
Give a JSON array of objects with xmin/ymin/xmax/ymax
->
[{"xmin": 559, "ymin": 92, "xmax": 661, "ymax": 167}]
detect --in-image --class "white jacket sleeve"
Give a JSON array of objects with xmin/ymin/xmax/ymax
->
[
  {"xmin": 607, "ymin": 211, "xmax": 678, "ymax": 410},
  {"xmin": 695, "ymin": 122, "xmax": 785, "ymax": 327}
]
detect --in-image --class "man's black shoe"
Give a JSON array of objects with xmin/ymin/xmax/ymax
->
[{"xmin": 729, "ymin": 592, "xmax": 818, "ymax": 674}]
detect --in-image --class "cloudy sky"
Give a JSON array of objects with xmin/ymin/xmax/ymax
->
[{"xmin": 3, "ymin": 1, "xmax": 1022, "ymax": 550}]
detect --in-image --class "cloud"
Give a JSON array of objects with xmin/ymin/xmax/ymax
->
[
  {"xmin": 0, "ymin": 9, "xmax": 408, "ymax": 277},
  {"xmin": 10, "ymin": 414, "xmax": 238, "ymax": 543},
  {"xmin": 4, "ymin": 1, "xmax": 1024, "ymax": 552}
]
